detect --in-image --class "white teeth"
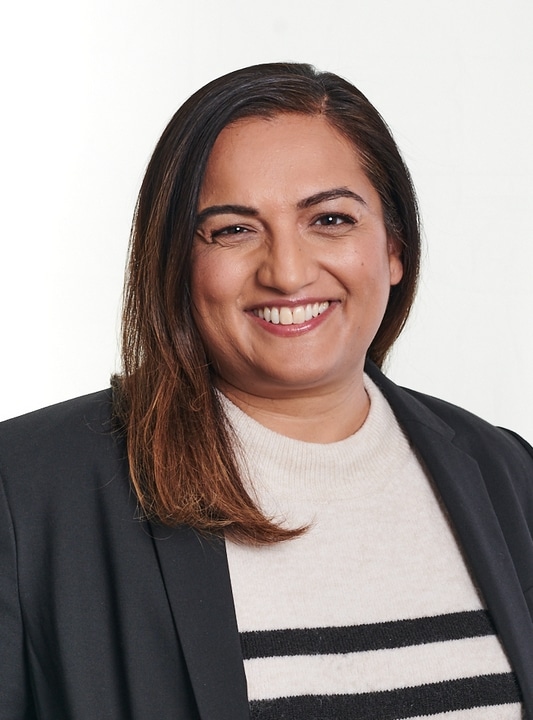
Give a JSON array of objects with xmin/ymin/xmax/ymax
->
[
  {"xmin": 292, "ymin": 306, "xmax": 306, "ymax": 324},
  {"xmin": 279, "ymin": 307, "xmax": 292, "ymax": 325},
  {"xmin": 254, "ymin": 301, "xmax": 330, "ymax": 326}
]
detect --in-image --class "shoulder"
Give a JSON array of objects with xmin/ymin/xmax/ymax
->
[
  {"xmin": 0, "ymin": 389, "xmax": 126, "ymax": 505},
  {"xmin": 404, "ymin": 386, "xmax": 533, "ymax": 462},
  {"xmin": 0, "ymin": 389, "xmax": 116, "ymax": 457},
  {"xmin": 366, "ymin": 360, "xmax": 533, "ymax": 472},
  {"xmin": 0, "ymin": 388, "xmax": 114, "ymax": 434}
]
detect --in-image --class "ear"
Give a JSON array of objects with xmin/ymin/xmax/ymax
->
[{"xmin": 387, "ymin": 236, "xmax": 404, "ymax": 286}]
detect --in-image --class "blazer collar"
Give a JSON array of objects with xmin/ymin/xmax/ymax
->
[
  {"xmin": 149, "ymin": 524, "xmax": 250, "ymax": 720},
  {"xmin": 367, "ymin": 361, "xmax": 533, "ymax": 712}
]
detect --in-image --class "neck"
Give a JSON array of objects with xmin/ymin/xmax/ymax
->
[{"xmin": 217, "ymin": 375, "xmax": 370, "ymax": 443}]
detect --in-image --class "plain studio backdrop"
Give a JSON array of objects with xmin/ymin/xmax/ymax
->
[{"xmin": 0, "ymin": 0, "xmax": 532, "ymax": 440}]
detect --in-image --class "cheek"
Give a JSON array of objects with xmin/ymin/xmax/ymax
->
[
  {"xmin": 339, "ymin": 245, "xmax": 392, "ymax": 288},
  {"xmin": 190, "ymin": 253, "xmax": 227, "ymax": 310},
  {"xmin": 192, "ymin": 247, "xmax": 257, "ymax": 313},
  {"xmin": 190, "ymin": 253, "xmax": 245, "ymax": 357}
]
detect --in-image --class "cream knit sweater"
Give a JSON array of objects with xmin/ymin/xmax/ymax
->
[{"xmin": 222, "ymin": 375, "xmax": 522, "ymax": 719}]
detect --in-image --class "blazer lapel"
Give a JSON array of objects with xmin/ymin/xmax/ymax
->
[
  {"xmin": 149, "ymin": 523, "xmax": 250, "ymax": 720},
  {"xmin": 367, "ymin": 362, "xmax": 533, "ymax": 712}
]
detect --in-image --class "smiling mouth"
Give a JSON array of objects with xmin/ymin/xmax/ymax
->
[{"xmin": 253, "ymin": 301, "xmax": 330, "ymax": 326}]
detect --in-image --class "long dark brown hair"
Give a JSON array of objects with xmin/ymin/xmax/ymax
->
[{"xmin": 113, "ymin": 62, "xmax": 421, "ymax": 544}]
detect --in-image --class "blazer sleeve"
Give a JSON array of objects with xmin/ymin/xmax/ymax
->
[{"xmin": 0, "ymin": 472, "xmax": 37, "ymax": 720}]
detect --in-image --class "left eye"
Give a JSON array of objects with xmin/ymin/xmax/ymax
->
[{"xmin": 314, "ymin": 214, "xmax": 354, "ymax": 227}]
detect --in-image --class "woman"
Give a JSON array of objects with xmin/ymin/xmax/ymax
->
[{"xmin": 1, "ymin": 63, "xmax": 532, "ymax": 719}]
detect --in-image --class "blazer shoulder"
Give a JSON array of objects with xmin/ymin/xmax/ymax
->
[
  {"xmin": 0, "ymin": 388, "xmax": 114, "ymax": 439},
  {"xmin": 394, "ymin": 388, "xmax": 533, "ymax": 511},
  {"xmin": 366, "ymin": 361, "xmax": 533, "ymax": 473},
  {"xmin": 404, "ymin": 385, "xmax": 533, "ymax": 456},
  {"xmin": 0, "ymin": 389, "xmax": 123, "ymax": 490}
]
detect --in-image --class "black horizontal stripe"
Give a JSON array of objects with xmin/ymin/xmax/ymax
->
[
  {"xmin": 241, "ymin": 609, "xmax": 495, "ymax": 659},
  {"xmin": 249, "ymin": 672, "xmax": 521, "ymax": 720}
]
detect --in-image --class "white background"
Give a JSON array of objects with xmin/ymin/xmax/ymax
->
[{"xmin": 1, "ymin": 0, "xmax": 532, "ymax": 440}]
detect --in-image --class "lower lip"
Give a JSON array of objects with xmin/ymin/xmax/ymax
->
[{"xmin": 248, "ymin": 303, "xmax": 336, "ymax": 337}]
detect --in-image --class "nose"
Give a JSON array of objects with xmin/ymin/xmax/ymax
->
[{"xmin": 256, "ymin": 229, "xmax": 319, "ymax": 294}]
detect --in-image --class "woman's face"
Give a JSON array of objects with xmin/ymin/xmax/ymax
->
[{"xmin": 191, "ymin": 113, "xmax": 403, "ymax": 401}]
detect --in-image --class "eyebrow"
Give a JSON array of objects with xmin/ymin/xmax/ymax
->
[
  {"xmin": 195, "ymin": 187, "xmax": 367, "ymax": 225},
  {"xmin": 297, "ymin": 187, "xmax": 367, "ymax": 209},
  {"xmin": 196, "ymin": 204, "xmax": 259, "ymax": 225}
]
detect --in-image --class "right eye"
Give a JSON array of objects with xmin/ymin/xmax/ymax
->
[{"xmin": 211, "ymin": 225, "xmax": 250, "ymax": 239}]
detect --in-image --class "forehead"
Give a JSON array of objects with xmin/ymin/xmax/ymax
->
[
  {"xmin": 200, "ymin": 113, "xmax": 370, "ymax": 204},
  {"xmin": 208, "ymin": 113, "xmax": 358, "ymax": 163}
]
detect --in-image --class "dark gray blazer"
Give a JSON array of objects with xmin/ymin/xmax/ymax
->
[{"xmin": 1, "ymin": 363, "xmax": 533, "ymax": 719}]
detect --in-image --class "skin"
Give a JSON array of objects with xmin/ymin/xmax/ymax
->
[{"xmin": 191, "ymin": 113, "xmax": 403, "ymax": 442}]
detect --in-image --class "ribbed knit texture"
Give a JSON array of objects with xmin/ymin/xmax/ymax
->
[{"xmin": 222, "ymin": 376, "xmax": 523, "ymax": 719}]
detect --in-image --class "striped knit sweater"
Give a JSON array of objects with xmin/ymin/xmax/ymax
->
[{"xmin": 222, "ymin": 376, "xmax": 523, "ymax": 719}]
